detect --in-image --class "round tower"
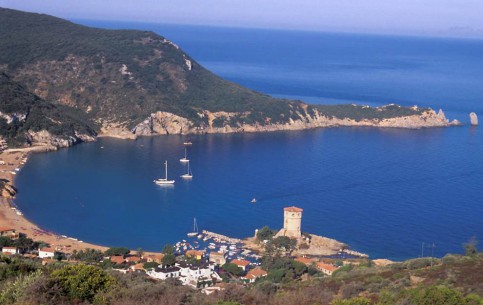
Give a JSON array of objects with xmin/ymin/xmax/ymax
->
[{"xmin": 283, "ymin": 206, "xmax": 303, "ymax": 238}]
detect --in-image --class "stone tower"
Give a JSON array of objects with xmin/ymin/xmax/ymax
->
[{"xmin": 283, "ymin": 206, "xmax": 303, "ymax": 238}]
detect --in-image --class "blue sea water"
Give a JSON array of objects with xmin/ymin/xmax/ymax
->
[{"xmin": 15, "ymin": 22, "xmax": 483, "ymax": 260}]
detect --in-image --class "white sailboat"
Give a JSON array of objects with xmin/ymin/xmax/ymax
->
[
  {"xmin": 153, "ymin": 160, "xmax": 175, "ymax": 185},
  {"xmin": 180, "ymin": 147, "xmax": 189, "ymax": 163},
  {"xmin": 181, "ymin": 160, "xmax": 193, "ymax": 179},
  {"xmin": 187, "ymin": 218, "xmax": 199, "ymax": 237}
]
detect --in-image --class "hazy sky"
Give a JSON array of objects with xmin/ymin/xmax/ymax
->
[{"xmin": 2, "ymin": 0, "xmax": 483, "ymax": 38}]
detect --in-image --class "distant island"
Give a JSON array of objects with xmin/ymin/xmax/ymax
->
[{"xmin": 0, "ymin": 7, "xmax": 459, "ymax": 150}]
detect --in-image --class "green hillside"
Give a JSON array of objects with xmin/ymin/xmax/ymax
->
[
  {"xmin": 0, "ymin": 7, "xmax": 310, "ymax": 127},
  {"xmin": 0, "ymin": 7, "xmax": 428, "ymax": 133},
  {"xmin": 0, "ymin": 72, "xmax": 97, "ymax": 146}
]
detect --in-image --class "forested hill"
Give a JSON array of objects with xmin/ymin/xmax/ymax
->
[
  {"xmin": 0, "ymin": 72, "xmax": 96, "ymax": 146},
  {"xmin": 0, "ymin": 7, "xmax": 309, "ymax": 128}
]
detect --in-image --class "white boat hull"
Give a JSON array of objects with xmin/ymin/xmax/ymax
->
[
  {"xmin": 153, "ymin": 179, "xmax": 175, "ymax": 185},
  {"xmin": 180, "ymin": 158, "xmax": 189, "ymax": 162}
]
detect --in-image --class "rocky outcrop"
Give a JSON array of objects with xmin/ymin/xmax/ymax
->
[
  {"xmin": 126, "ymin": 107, "xmax": 460, "ymax": 138},
  {"xmin": 470, "ymin": 112, "xmax": 478, "ymax": 126},
  {"xmin": 132, "ymin": 111, "xmax": 194, "ymax": 136},
  {"xmin": 0, "ymin": 180, "xmax": 16, "ymax": 198},
  {"xmin": 26, "ymin": 130, "xmax": 96, "ymax": 148}
]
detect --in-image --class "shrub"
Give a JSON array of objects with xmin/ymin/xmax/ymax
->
[{"xmin": 50, "ymin": 264, "xmax": 116, "ymax": 303}]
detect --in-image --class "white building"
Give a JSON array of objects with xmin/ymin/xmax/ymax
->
[
  {"xmin": 146, "ymin": 262, "xmax": 220, "ymax": 288},
  {"xmin": 1, "ymin": 246, "xmax": 18, "ymax": 255},
  {"xmin": 38, "ymin": 247, "xmax": 55, "ymax": 259},
  {"xmin": 146, "ymin": 266, "xmax": 181, "ymax": 280}
]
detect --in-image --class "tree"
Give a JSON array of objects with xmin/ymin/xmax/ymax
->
[
  {"xmin": 161, "ymin": 253, "xmax": 176, "ymax": 267},
  {"xmin": 137, "ymin": 248, "xmax": 144, "ymax": 258},
  {"xmin": 162, "ymin": 244, "xmax": 175, "ymax": 255},
  {"xmin": 463, "ymin": 236, "xmax": 478, "ymax": 257},
  {"xmin": 50, "ymin": 264, "xmax": 116, "ymax": 303},
  {"xmin": 256, "ymin": 226, "xmax": 276, "ymax": 241},
  {"xmin": 222, "ymin": 263, "xmax": 244, "ymax": 276},
  {"xmin": 269, "ymin": 236, "xmax": 297, "ymax": 252},
  {"xmin": 104, "ymin": 247, "xmax": 130, "ymax": 257},
  {"xmin": 143, "ymin": 262, "xmax": 159, "ymax": 270},
  {"xmin": 13, "ymin": 236, "xmax": 34, "ymax": 254},
  {"xmin": 0, "ymin": 236, "xmax": 13, "ymax": 248}
]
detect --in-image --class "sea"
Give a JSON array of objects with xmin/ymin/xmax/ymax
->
[{"xmin": 15, "ymin": 21, "xmax": 483, "ymax": 261}]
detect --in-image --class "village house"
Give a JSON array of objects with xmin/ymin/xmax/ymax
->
[
  {"xmin": 295, "ymin": 256, "xmax": 316, "ymax": 266},
  {"xmin": 230, "ymin": 259, "xmax": 250, "ymax": 272},
  {"xmin": 0, "ymin": 227, "xmax": 18, "ymax": 239},
  {"xmin": 129, "ymin": 263, "xmax": 145, "ymax": 272},
  {"xmin": 147, "ymin": 265, "xmax": 182, "ymax": 280},
  {"xmin": 316, "ymin": 262, "xmax": 338, "ymax": 276},
  {"xmin": 177, "ymin": 261, "xmax": 217, "ymax": 287},
  {"xmin": 109, "ymin": 256, "xmax": 126, "ymax": 265},
  {"xmin": 243, "ymin": 267, "xmax": 268, "ymax": 283},
  {"xmin": 1, "ymin": 246, "xmax": 18, "ymax": 255},
  {"xmin": 209, "ymin": 251, "xmax": 226, "ymax": 266},
  {"xmin": 125, "ymin": 256, "xmax": 140, "ymax": 264},
  {"xmin": 144, "ymin": 254, "xmax": 164, "ymax": 263},
  {"xmin": 185, "ymin": 249, "xmax": 205, "ymax": 260},
  {"xmin": 38, "ymin": 247, "xmax": 55, "ymax": 259},
  {"xmin": 146, "ymin": 261, "xmax": 220, "ymax": 288}
]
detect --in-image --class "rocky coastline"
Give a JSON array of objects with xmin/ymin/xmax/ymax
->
[{"xmin": 103, "ymin": 107, "xmax": 461, "ymax": 139}]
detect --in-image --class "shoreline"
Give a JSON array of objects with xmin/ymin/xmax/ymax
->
[
  {"xmin": 0, "ymin": 148, "xmax": 110, "ymax": 253},
  {"xmin": 0, "ymin": 132, "xmax": 405, "ymax": 260}
]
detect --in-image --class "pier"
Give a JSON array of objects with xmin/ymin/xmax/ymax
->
[{"xmin": 202, "ymin": 230, "xmax": 242, "ymax": 244}]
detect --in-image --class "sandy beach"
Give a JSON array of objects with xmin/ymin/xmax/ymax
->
[{"xmin": 0, "ymin": 146, "xmax": 110, "ymax": 253}]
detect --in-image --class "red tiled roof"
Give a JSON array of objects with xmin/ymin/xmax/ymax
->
[
  {"xmin": 126, "ymin": 256, "xmax": 140, "ymax": 262},
  {"xmin": 247, "ymin": 267, "xmax": 267, "ymax": 277},
  {"xmin": 295, "ymin": 257, "xmax": 314, "ymax": 265},
  {"xmin": 40, "ymin": 247, "xmax": 55, "ymax": 253},
  {"xmin": 284, "ymin": 206, "xmax": 303, "ymax": 212},
  {"xmin": 316, "ymin": 262, "xmax": 338, "ymax": 272},
  {"xmin": 131, "ymin": 263, "xmax": 144, "ymax": 270},
  {"xmin": 186, "ymin": 250, "xmax": 205, "ymax": 257},
  {"xmin": 110, "ymin": 256, "xmax": 126, "ymax": 264},
  {"xmin": 0, "ymin": 227, "xmax": 15, "ymax": 232},
  {"xmin": 2, "ymin": 246, "xmax": 17, "ymax": 250},
  {"xmin": 231, "ymin": 259, "xmax": 250, "ymax": 267}
]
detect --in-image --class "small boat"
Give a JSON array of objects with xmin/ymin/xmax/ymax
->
[
  {"xmin": 187, "ymin": 218, "xmax": 199, "ymax": 237},
  {"xmin": 181, "ymin": 160, "xmax": 193, "ymax": 179},
  {"xmin": 154, "ymin": 161, "xmax": 175, "ymax": 185},
  {"xmin": 183, "ymin": 140, "xmax": 192, "ymax": 146},
  {"xmin": 251, "ymin": 198, "xmax": 257, "ymax": 203},
  {"xmin": 197, "ymin": 234, "xmax": 204, "ymax": 239},
  {"xmin": 180, "ymin": 147, "xmax": 189, "ymax": 163}
]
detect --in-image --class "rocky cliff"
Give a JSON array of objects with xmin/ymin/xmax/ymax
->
[{"xmin": 103, "ymin": 106, "xmax": 459, "ymax": 138}]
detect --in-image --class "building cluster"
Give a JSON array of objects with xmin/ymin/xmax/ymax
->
[
  {"xmin": 0, "ymin": 206, "xmax": 346, "ymax": 294},
  {"xmin": 144, "ymin": 250, "xmax": 268, "ymax": 291}
]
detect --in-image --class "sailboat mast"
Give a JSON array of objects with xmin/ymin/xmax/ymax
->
[{"xmin": 165, "ymin": 160, "xmax": 168, "ymax": 179}]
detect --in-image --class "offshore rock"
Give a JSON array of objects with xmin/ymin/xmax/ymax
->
[{"xmin": 470, "ymin": 112, "xmax": 478, "ymax": 126}]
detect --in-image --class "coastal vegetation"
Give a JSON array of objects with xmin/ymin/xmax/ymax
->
[{"xmin": 0, "ymin": 249, "xmax": 481, "ymax": 304}]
